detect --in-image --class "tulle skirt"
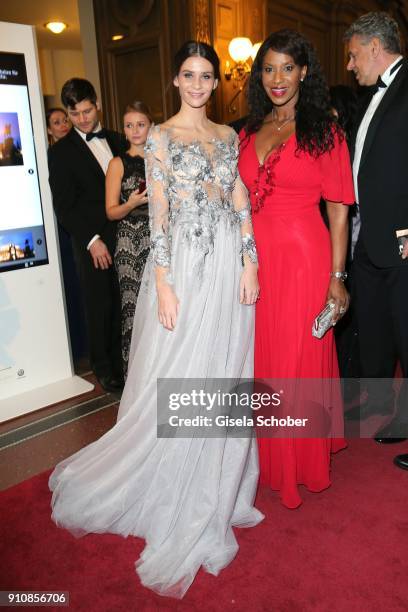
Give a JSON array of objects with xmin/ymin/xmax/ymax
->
[{"xmin": 49, "ymin": 215, "xmax": 264, "ymax": 598}]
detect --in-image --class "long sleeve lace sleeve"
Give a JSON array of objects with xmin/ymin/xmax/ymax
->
[
  {"xmin": 232, "ymin": 134, "xmax": 258, "ymax": 265},
  {"xmin": 145, "ymin": 126, "xmax": 171, "ymax": 270}
]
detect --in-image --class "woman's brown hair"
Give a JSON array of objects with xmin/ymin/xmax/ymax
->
[{"xmin": 123, "ymin": 100, "xmax": 153, "ymax": 122}]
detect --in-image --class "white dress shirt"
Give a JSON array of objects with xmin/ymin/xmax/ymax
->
[
  {"xmin": 353, "ymin": 56, "xmax": 403, "ymax": 203},
  {"xmin": 75, "ymin": 123, "xmax": 114, "ymax": 249}
]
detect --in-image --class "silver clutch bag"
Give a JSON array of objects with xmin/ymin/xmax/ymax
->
[
  {"xmin": 312, "ymin": 302, "xmax": 335, "ymax": 339},
  {"xmin": 396, "ymin": 229, "xmax": 408, "ymax": 255}
]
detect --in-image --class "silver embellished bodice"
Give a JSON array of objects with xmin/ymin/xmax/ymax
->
[{"xmin": 144, "ymin": 125, "xmax": 257, "ymax": 271}]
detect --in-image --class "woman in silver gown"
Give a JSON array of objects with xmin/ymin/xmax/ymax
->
[{"xmin": 49, "ymin": 41, "xmax": 264, "ymax": 599}]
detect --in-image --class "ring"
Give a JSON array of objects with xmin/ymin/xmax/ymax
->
[{"xmin": 339, "ymin": 306, "xmax": 346, "ymax": 314}]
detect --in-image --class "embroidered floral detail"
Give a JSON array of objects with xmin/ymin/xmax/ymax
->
[
  {"xmin": 241, "ymin": 233, "xmax": 258, "ymax": 264},
  {"xmin": 253, "ymin": 143, "xmax": 285, "ymax": 213},
  {"xmin": 151, "ymin": 166, "xmax": 166, "ymax": 182},
  {"xmin": 150, "ymin": 233, "xmax": 171, "ymax": 268},
  {"xmin": 236, "ymin": 207, "xmax": 250, "ymax": 223},
  {"xmin": 145, "ymin": 126, "xmax": 257, "ymax": 278}
]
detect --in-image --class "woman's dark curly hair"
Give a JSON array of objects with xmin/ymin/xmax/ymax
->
[{"xmin": 247, "ymin": 29, "xmax": 341, "ymax": 157}]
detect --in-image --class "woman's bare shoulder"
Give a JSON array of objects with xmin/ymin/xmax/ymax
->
[
  {"xmin": 210, "ymin": 122, "xmax": 236, "ymax": 141},
  {"xmin": 107, "ymin": 155, "xmax": 124, "ymax": 174}
]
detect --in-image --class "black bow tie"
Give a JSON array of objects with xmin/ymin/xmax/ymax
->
[
  {"xmin": 374, "ymin": 58, "xmax": 404, "ymax": 92},
  {"xmin": 86, "ymin": 128, "xmax": 107, "ymax": 142},
  {"xmin": 374, "ymin": 75, "xmax": 387, "ymax": 92}
]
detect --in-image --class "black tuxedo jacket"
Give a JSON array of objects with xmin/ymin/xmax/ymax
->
[
  {"xmin": 48, "ymin": 128, "xmax": 125, "ymax": 251},
  {"xmin": 351, "ymin": 60, "xmax": 408, "ymax": 268}
]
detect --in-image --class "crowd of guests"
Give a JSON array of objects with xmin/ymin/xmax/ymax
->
[
  {"xmin": 46, "ymin": 10, "xmax": 408, "ymax": 600},
  {"xmin": 47, "ymin": 90, "xmax": 152, "ymax": 384}
]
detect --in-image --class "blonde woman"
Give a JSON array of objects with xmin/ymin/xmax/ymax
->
[{"xmin": 106, "ymin": 101, "xmax": 152, "ymax": 375}]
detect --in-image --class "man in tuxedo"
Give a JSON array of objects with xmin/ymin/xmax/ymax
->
[
  {"xmin": 49, "ymin": 78, "xmax": 124, "ymax": 392},
  {"xmin": 344, "ymin": 12, "xmax": 408, "ymax": 468}
]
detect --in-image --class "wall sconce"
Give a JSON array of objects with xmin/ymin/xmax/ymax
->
[
  {"xmin": 224, "ymin": 37, "xmax": 261, "ymax": 114},
  {"xmin": 225, "ymin": 38, "xmax": 252, "ymax": 82}
]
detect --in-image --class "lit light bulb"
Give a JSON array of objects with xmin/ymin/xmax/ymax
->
[
  {"xmin": 45, "ymin": 22, "xmax": 67, "ymax": 34},
  {"xmin": 251, "ymin": 42, "xmax": 262, "ymax": 61},
  {"xmin": 228, "ymin": 38, "xmax": 253, "ymax": 63}
]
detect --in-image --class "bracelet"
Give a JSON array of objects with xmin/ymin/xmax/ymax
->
[{"xmin": 330, "ymin": 271, "xmax": 347, "ymax": 281}]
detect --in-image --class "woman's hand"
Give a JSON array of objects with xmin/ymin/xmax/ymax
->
[
  {"xmin": 240, "ymin": 264, "xmax": 259, "ymax": 305},
  {"xmin": 157, "ymin": 283, "xmax": 179, "ymax": 331},
  {"xmin": 326, "ymin": 278, "xmax": 349, "ymax": 323},
  {"xmin": 127, "ymin": 189, "xmax": 148, "ymax": 210}
]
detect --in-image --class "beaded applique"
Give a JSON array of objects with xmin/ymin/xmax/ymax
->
[{"xmin": 145, "ymin": 126, "xmax": 258, "ymax": 276}]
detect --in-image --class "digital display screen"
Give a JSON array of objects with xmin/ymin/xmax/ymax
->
[{"xmin": 0, "ymin": 51, "xmax": 48, "ymax": 273}]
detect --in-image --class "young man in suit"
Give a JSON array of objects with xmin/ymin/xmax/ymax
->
[
  {"xmin": 49, "ymin": 78, "xmax": 125, "ymax": 393},
  {"xmin": 344, "ymin": 13, "xmax": 408, "ymax": 468}
]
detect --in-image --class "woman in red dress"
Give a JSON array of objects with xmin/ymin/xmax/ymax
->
[{"xmin": 238, "ymin": 30, "xmax": 355, "ymax": 508}]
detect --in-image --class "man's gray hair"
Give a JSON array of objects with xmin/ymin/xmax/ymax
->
[{"xmin": 344, "ymin": 12, "xmax": 401, "ymax": 54}]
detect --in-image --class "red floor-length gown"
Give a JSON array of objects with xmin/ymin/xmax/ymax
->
[{"xmin": 238, "ymin": 129, "xmax": 355, "ymax": 508}]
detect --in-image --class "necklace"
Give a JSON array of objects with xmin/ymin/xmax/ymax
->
[{"xmin": 268, "ymin": 112, "xmax": 295, "ymax": 131}]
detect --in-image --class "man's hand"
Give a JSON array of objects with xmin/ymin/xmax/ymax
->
[
  {"xmin": 89, "ymin": 238, "xmax": 112, "ymax": 270},
  {"xmin": 402, "ymin": 241, "xmax": 408, "ymax": 260}
]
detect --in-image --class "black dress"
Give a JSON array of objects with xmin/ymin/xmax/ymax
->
[{"xmin": 114, "ymin": 153, "xmax": 150, "ymax": 376}]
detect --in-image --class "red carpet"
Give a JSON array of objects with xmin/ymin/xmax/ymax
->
[{"xmin": 1, "ymin": 439, "xmax": 407, "ymax": 611}]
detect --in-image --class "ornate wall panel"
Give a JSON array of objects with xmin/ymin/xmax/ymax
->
[
  {"xmin": 244, "ymin": 1, "xmax": 265, "ymax": 43},
  {"xmin": 192, "ymin": 0, "xmax": 212, "ymax": 42},
  {"xmin": 190, "ymin": 0, "xmax": 218, "ymax": 119},
  {"xmin": 113, "ymin": 44, "xmax": 164, "ymax": 123},
  {"xmin": 93, "ymin": 0, "xmax": 408, "ymax": 126},
  {"xmin": 93, "ymin": 0, "xmax": 195, "ymax": 129},
  {"xmin": 266, "ymin": 1, "xmax": 331, "ymax": 82},
  {"xmin": 213, "ymin": 0, "xmax": 241, "ymax": 123}
]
